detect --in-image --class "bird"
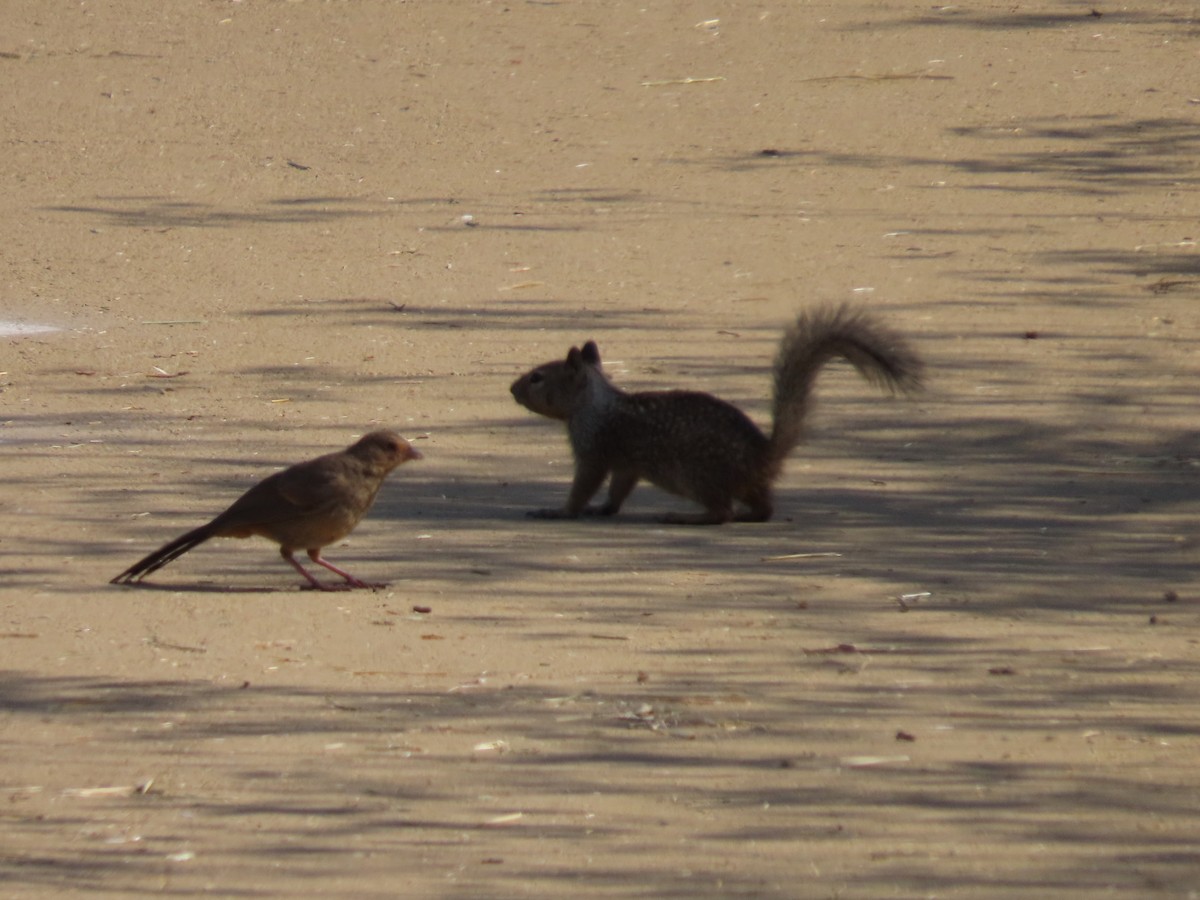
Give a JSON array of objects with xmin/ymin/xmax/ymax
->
[{"xmin": 110, "ymin": 430, "xmax": 422, "ymax": 590}]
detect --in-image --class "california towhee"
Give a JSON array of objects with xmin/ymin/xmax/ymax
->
[{"xmin": 110, "ymin": 430, "xmax": 422, "ymax": 590}]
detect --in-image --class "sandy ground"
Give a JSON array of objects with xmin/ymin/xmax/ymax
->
[{"xmin": 3, "ymin": 2, "xmax": 1200, "ymax": 897}]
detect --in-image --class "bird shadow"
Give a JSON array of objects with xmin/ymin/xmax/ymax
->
[{"xmin": 108, "ymin": 579, "xmax": 392, "ymax": 594}]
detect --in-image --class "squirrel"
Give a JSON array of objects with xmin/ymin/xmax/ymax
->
[{"xmin": 509, "ymin": 304, "xmax": 923, "ymax": 525}]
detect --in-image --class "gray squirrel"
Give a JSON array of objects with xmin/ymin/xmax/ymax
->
[{"xmin": 510, "ymin": 304, "xmax": 923, "ymax": 525}]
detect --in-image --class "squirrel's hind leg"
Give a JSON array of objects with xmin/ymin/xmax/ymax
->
[{"xmin": 733, "ymin": 488, "xmax": 774, "ymax": 523}]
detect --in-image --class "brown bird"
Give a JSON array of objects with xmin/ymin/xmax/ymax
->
[{"xmin": 110, "ymin": 430, "xmax": 422, "ymax": 590}]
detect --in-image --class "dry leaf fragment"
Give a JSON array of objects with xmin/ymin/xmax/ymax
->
[
  {"xmin": 474, "ymin": 740, "xmax": 509, "ymax": 754},
  {"xmin": 485, "ymin": 812, "xmax": 523, "ymax": 825},
  {"xmin": 63, "ymin": 781, "xmax": 153, "ymax": 798},
  {"xmin": 761, "ymin": 551, "xmax": 843, "ymax": 561},
  {"xmin": 840, "ymin": 755, "xmax": 909, "ymax": 768},
  {"xmin": 641, "ymin": 76, "xmax": 725, "ymax": 87}
]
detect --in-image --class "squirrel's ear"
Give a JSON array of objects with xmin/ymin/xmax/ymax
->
[
  {"xmin": 580, "ymin": 341, "xmax": 602, "ymax": 367},
  {"xmin": 566, "ymin": 346, "xmax": 584, "ymax": 369}
]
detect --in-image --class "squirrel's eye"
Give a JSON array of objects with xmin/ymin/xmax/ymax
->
[{"xmin": 529, "ymin": 372, "xmax": 543, "ymax": 384}]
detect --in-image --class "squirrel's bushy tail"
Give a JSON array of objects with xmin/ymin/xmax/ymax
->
[{"xmin": 768, "ymin": 304, "xmax": 923, "ymax": 468}]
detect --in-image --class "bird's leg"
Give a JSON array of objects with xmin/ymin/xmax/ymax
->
[
  {"xmin": 281, "ymin": 548, "xmax": 332, "ymax": 591},
  {"xmin": 307, "ymin": 548, "xmax": 371, "ymax": 589}
]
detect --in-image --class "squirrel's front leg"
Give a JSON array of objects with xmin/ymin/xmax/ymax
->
[
  {"xmin": 529, "ymin": 457, "xmax": 610, "ymax": 519},
  {"xmin": 594, "ymin": 467, "xmax": 637, "ymax": 516}
]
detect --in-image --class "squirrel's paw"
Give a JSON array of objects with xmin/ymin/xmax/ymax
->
[
  {"xmin": 581, "ymin": 504, "xmax": 618, "ymax": 518},
  {"xmin": 527, "ymin": 508, "xmax": 579, "ymax": 520}
]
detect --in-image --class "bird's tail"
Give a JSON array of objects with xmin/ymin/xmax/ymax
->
[{"xmin": 110, "ymin": 523, "xmax": 217, "ymax": 584}]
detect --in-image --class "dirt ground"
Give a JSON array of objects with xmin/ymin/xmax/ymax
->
[{"xmin": 3, "ymin": 2, "xmax": 1200, "ymax": 897}]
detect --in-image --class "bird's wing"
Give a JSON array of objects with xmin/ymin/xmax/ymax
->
[
  {"xmin": 273, "ymin": 461, "xmax": 357, "ymax": 513},
  {"xmin": 209, "ymin": 460, "xmax": 346, "ymax": 534}
]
